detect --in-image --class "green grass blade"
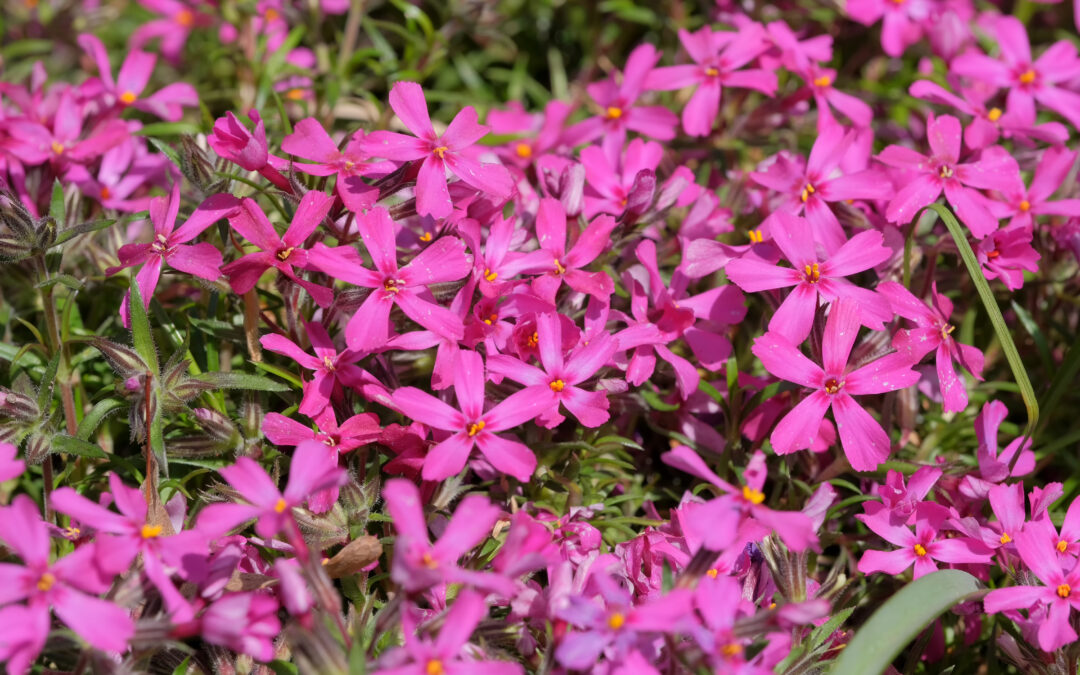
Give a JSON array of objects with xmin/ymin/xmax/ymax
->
[
  {"xmin": 831, "ymin": 570, "xmax": 982, "ymax": 675},
  {"xmin": 128, "ymin": 277, "xmax": 160, "ymax": 376}
]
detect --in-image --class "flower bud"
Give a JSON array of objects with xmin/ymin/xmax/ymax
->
[{"xmin": 322, "ymin": 535, "xmax": 382, "ymax": 579}]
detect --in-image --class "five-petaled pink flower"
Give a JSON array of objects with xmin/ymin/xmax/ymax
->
[{"xmin": 78, "ymin": 33, "xmax": 198, "ymax": 121}]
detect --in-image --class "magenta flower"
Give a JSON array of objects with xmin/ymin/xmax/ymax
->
[
  {"xmin": 517, "ymin": 197, "xmax": 617, "ymax": 302},
  {"xmin": 645, "ymin": 24, "xmax": 776, "ymax": 136},
  {"xmin": 382, "ymin": 478, "xmax": 511, "ymax": 594},
  {"xmin": 308, "ymin": 207, "xmax": 472, "ymax": 350},
  {"xmin": 959, "ymin": 401, "xmax": 1035, "ymax": 499},
  {"xmin": 373, "ymin": 591, "xmax": 523, "ymax": 675},
  {"xmin": 260, "ymin": 321, "xmax": 371, "ymax": 417},
  {"xmin": 107, "ymin": 183, "xmax": 238, "ymax": 327},
  {"xmin": 725, "ymin": 211, "xmax": 892, "ymax": 343},
  {"xmin": 752, "ymin": 299, "xmax": 921, "ymax": 470},
  {"xmin": 579, "ymin": 139, "xmax": 663, "ymax": 219},
  {"xmin": 878, "ymin": 281, "xmax": 984, "ymax": 413},
  {"xmin": 197, "ymin": 439, "xmax": 347, "ymax": 538},
  {"xmin": 846, "ymin": 0, "xmax": 931, "ymax": 57},
  {"xmin": 952, "ymin": 16, "xmax": 1080, "ymax": 131},
  {"xmin": 563, "ymin": 44, "xmax": 678, "ymax": 157},
  {"xmin": 198, "ymin": 592, "xmax": 282, "ymax": 662},
  {"xmin": 70, "ymin": 140, "xmax": 167, "ymax": 213},
  {"xmin": 208, "ymin": 110, "xmax": 291, "ymax": 191},
  {"xmin": 282, "ymin": 118, "xmax": 388, "ymax": 212},
  {"xmin": 391, "ymin": 349, "xmax": 551, "ymax": 482},
  {"xmin": 975, "ymin": 223, "xmax": 1040, "ymax": 290},
  {"xmin": 130, "ymin": 0, "xmax": 212, "ymax": 63},
  {"xmin": 488, "ymin": 100, "xmax": 573, "ymax": 169},
  {"xmin": 4, "ymin": 90, "xmax": 129, "ymax": 170},
  {"xmin": 78, "ymin": 33, "xmax": 198, "ymax": 121},
  {"xmin": 364, "ymin": 82, "xmax": 513, "ymax": 219},
  {"xmin": 222, "ymin": 191, "xmax": 336, "ymax": 307},
  {"xmin": 0, "ymin": 496, "xmax": 135, "ymax": 654},
  {"xmin": 0, "ymin": 604, "xmax": 47, "ymax": 675},
  {"xmin": 984, "ymin": 529, "xmax": 1080, "ymax": 652},
  {"xmin": 263, "ymin": 406, "xmax": 381, "ymax": 455},
  {"xmin": 877, "ymin": 114, "xmax": 1019, "ymax": 236},
  {"xmin": 878, "ymin": 465, "xmax": 942, "ymax": 525},
  {"xmin": 857, "ymin": 501, "xmax": 992, "ymax": 579},
  {"xmin": 996, "ymin": 147, "xmax": 1080, "ymax": 229},
  {"xmin": 0, "ymin": 441, "xmax": 25, "ymax": 482},
  {"xmin": 750, "ymin": 121, "xmax": 892, "ymax": 253},
  {"xmin": 799, "ymin": 63, "xmax": 873, "ymax": 130},
  {"xmin": 487, "ymin": 312, "xmax": 618, "ymax": 428}
]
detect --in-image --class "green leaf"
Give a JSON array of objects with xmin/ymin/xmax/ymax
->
[
  {"xmin": 831, "ymin": 570, "xmax": 982, "ymax": 675},
  {"xmin": 1036, "ymin": 337, "xmax": 1080, "ymax": 439},
  {"xmin": 148, "ymin": 138, "xmax": 183, "ymax": 170},
  {"xmin": 1009, "ymin": 299, "xmax": 1052, "ymax": 374},
  {"xmin": 36, "ymin": 351, "xmax": 61, "ymax": 413},
  {"xmin": 268, "ymin": 660, "xmax": 298, "ymax": 675},
  {"xmin": 171, "ymin": 655, "xmax": 192, "ymax": 675},
  {"xmin": 929, "ymin": 204, "xmax": 1038, "ymax": 435},
  {"xmin": 192, "ymin": 371, "xmax": 290, "ymax": 392},
  {"xmin": 51, "ymin": 219, "xmax": 117, "ymax": 248},
  {"xmin": 51, "ymin": 434, "xmax": 108, "ymax": 459},
  {"xmin": 75, "ymin": 398, "xmax": 125, "ymax": 441},
  {"xmin": 49, "ymin": 180, "xmax": 65, "ymax": 225},
  {"xmin": 34, "ymin": 274, "xmax": 83, "ymax": 291},
  {"xmin": 128, "ymin": 277, "xmax": 159, "ymax": 376}
]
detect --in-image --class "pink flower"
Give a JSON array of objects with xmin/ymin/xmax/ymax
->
[
  {"xmin": 878, "ymin": 281, "xmax": 985, "ymax": 413},
  {"xmin": 975, "ymin": 223, "xmax": 1040, "ymax": 290},
  {"xmin": 752, "ymin": 299, "xmax": 921, "ymax": 470},
  {"xmin": 516, "ymin": 197, "xmax": 617, "ymax": 302},
  {"xmin": 984, "ymin": 528, "xmax": 1080, "ymax": 652},
  {"xmin": 4, "ymin": 91, "xmax": 129, "ymax": 170},
  {"xmin": 308, "ymin": 207, "xmax": 472, "ymax": 350},
  {"xmin": 846, "ymin": 0, "xmax": 931, "ymax": 57},
  {"xmin": 0, "ymin": 442, "xmax": 25, "ymax": 482},
  {"xmin": 208, "ymin": 110, "xmax": 291, "ymax": 191},
  {"xmin": 198, "ymin": 592, "xmax": 282, "ymax": 662},
  {"xmin": 107, "ymin": 182, "xmax": 238, "ymax": 327},
  {"xmin": 364, "ymin": 82, "xmax": 513, "ymax": 219},
  {"xmin": 197, "ymin": 440, "xmax": 347, "ymax": 538},
  {"xmin": 0, "ymin": 604, "xmax": 47, "ymax": 675},
  {"xmin": 487, "ymin": 312, "xmax": 618, "ymax": 428},
  {"xmin": 488, "ymin": 100, "xmax": 573, "ymax": 169},
  {"xmin": 725, "ymin": 211, "xmax": 892, "ymax": 343},
  {"xmin": 952, "ymin": 15, "xmax": 1080, "ymax": 131},
  {"xmin": 959, "ymin": 401, "xmax": 1035, "ymax": 499},
  {"xmin": 645, "ymin": 24, "xmax": 776, "ymax": 136},
  {"xmin": 282, "ymin": 118, "xmax": 388, "ymax": 211},
  {"xmin": 391, "ymin": 350, "xmax": 551, "ymax": 482},
  {"xmin": 878, "ymin": 114, "xmax": 1019, "ymax": 236},
  {"xmin": 222, "ymin": 191, "xmax": 336, "ymax": 307},
  {"xmin": 78, "ymin": 33, "xmax": 198, "ymax": 121},
  {"xmin": 994, "ymin": 147, "xmax": 1080, "ymax": 229},
  {"xmin": 131, "ymin": 0, "xmax": 213, "ymax": 63},
  {"xmin": 579, "ymin": 138, "xmax": 662, "ymax": 220},
  {"xmin": 857, "ymin": 501, "xmax": 993, "ymax": 579},
  {"xmin": 0, "ymin": 496, "xmax": 135, "ymax": 655},
  {"xmin": 799, "ymin": 63, "xmax": 872, "ymax": 130}
]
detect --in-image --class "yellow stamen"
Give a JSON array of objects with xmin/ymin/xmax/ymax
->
[
  {"xmin": 1019, "ymin": 200, "xmax": 1030, "ymax": 212},
  {"xmin": 37, "ymin": 572, "xmax": 55, "ymax": 592},
  {"xmin": 553, "ymin": 259, "xmax": 566, "ymax": 275},
  {"xmin": 63, "ymin": 526, "xmax": 80, "ymax": 539},
  {"xmin": 987, "ymin": 107, "xmax": 1003, "ymax": 122},
  {"xmin": 813, "ymin": 75, "xmax": 832, "ymax": 88},
  {"xmin": 277, "ymin": 247, "xmax": 295, "ymax": 261},
  {"xmin": 419, "ymin": 232, "xmax": 432, "ymax": 242},
  {"xmin": 1058, "ymin": 583, "xmax": 1072, "ymax": 599},
  {"xmin": 914, "ymin": 543, "xmax": 927, "ymax": 557},
  {"xmin": 100, "ymin": 186, "xmax": 112, "ymax": 200},
  {"xmin": 706, "ymin": 568, "xmax": 719, "ymax": 578},
  {"xmin": 803, "ymin": 262, "xmax": 820, "ymax": 283},
  {"xmin": 119, "ymin": 91, "xmax": 137, "ymax": 105},
  {"xmin": 1058, "ymin": 540, "xmax": 1069, "ymax": 553},
  {"xmin": 605, "ymin": 106, "xmax": 623, "ymax": 120},
  {"xmin": 515, "ymin": 143, "xmax": 532, "ymax": 159},
  {"xmin": 433, "ymin": 146, "xmax": 448, "ymax": 159},
  {"xmin": 175, "ymin": 9, "xmax": 194, "ymax": 26},
  {"xmin": 384, "ymin": 279, "xmax": 403, "ymax": 293},
  {"xmin": 742, "ymin": 485, "xmax": 765, "ymax": 505},
  {"xmin": 274, "ymin": 498, "xmax": 288, "ymax": 514},
  {"xmin": 800, "ymin": 183, "xmax": 815, "ymax": 202},
  {"xmin": 421, "ymin": 552, "xmax": 438, "ymax": 569},
  {"xmin": 285, "ymin": 88, "xmax": 305, "ymax": 101},
  {"xmin": 483, "ymin": 313, "xmax": 497, "ymax": 325},
  {"xmin": 939, "ymin": 165, "xmax": 954, "ymax": 179},
  {"xmin": 323, "ymin": 355, "xmax": 336, "ymax": 371},
  {"xmin": 425, "ymin": 660, "xmax": 444, "ymax": 675},
  {"xmin": 721, "ymin": 643, "xmax": 743, "ymax": 658},
  {"xmin": 1019, "ymin": 69, "xmax": 1036, "ymax": 85},
  {"xmin": 50, "ymin": 141, "xmax": 64, "ymax": 155},
  {"xmin": 467, "ymin": 421, "xmax": 486, "ymax": 437},
  {"xmin": 941, "ymin": 324, "xmax": 955, "ymax": 340},
  {"xmin": 527, "ymin": 331, "xmax": 539, "ymax": 348},
  {"xmin": 549, "ymin": 379, "xmax": 566, "ymax": 392},
  {"xmin": 748, "ymin": 229, "xmax": 763, "ymax": 243},
  {"xmin": 705, "ymin": 67, "xmax": 719, "ymax": 77},
  {"xmin": 824, "ymin": 377, "xmax": 843, "ymax": 394},
  {"xmin": 264, "ymin": 8, "xmax": 279, "ymax": 22},
  {"xmin": 483, "ymin": 268, "xmax": 498, "ymax": 282},
  {"xmin": 999, "ymin": 532, "xmax": 1012, "ymax": 544},
  {"xmin": 607, "ymin": 612, "xmax": 625, "ymax": 630},
  {"xmin": 141, "ymin": 524, "xmax": 163, "ymax": 539}
]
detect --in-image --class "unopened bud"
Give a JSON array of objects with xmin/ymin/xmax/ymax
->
[
  {"xmin": 322, "ymin": 536, "xmax": 382, "ymax": 579},
  {"xmin": 194, "ymin": 408, "xmax": 239, "ymax": 442},
  {"xmin": 0, "ymin": 389, "xmax": 40, "ymax": 421}
]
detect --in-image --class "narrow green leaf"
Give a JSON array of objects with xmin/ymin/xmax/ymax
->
[
  {"xmin": 34, "ymin": 274, "xmax": 83, "ymax": 291},
  {"xmin": 1036, "ymin": 337, "xmax": 1080, "ymax": 438},
  {"xmin": 831, "ymin": 570, "xmax": 982, "ymax": 675},
  {"xmin": 128, "ymin": 277, "xmax": 160, "ymax": 376},
  {"xmin": 49, "ymin": 179, "xmax": 65, "ymax": 225},
  {"xmin": 192, "ymin": 371, "xmax": 290, "ymax": 392},
  {"xmin": 171, "ymin": 655, "xmax": 192, "ymax": 675},
  {"xmin": 36, "ymin": 351, "xmax": 61, "ymax": 413},
  {"xmin": 1009, "ymin": 300, "xmax": 1052, "ymax": 374},
  {"xmin": 148, "ymin": 138, "xmax": 183, "ymax": 170},
  {"xmin": 75, "ymin": 398, "xmax": 125, "ymax": 441},
  {"xmin": 51, "ymin": 434, "xmax": 108, "ymax": 459},
  {"xmin": 51, "ymin": 219, "xmax": 118, "ymax": 248},
  {"xmin": 928, "ymin": 204, "xmax": 1038, "ymax": 435}
]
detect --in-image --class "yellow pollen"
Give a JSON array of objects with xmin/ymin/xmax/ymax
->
[
  {"xmin": 264, "ymin": 8, "xmax": 279, "ymax": 22},
  {"xmin": 419, "ymin": 232, "xmax": 432, "ymax": 242},
  {"xmin": 1058, "ymin": 584, "xmax": 1072, "ymax": 599},
  {"xmin": 175, "ymin": 9, "xmax": 194, "ymax": 26},
  {"xmin": 939, "ymin": 165, "xmax": 954, "ymax": 179},
  {"xmin": 286, "ymin": 88, "xmax": 305, "ymax": 101},
  {"xmin": 800, "ymin": 183, "xmax": 815, "ymax": 202},
  {"xmin": 421, "ymin": 552, "xmax": 439, "ymax": 569},
  {"xmin": 384, "ymin": 278, "xmax": 402, "ymax": 293},
  {"xmin": 36, "ymin": 572, "xmax": 55, "ymax": 592},
  {"xmin": 467, "ymin": 420, "xmax": 486, "ymax": 437},
  {"xmin": 824, "ymin": 377, "xmax": 843, "ymax": 394},
  {"xmin": 748, "ymin": 229, "xmax": 763, "ymax": 243},
  {"xmin": 343, "ymin": 160, "xmax": 355, "ymax": 171},
  {"xmin": 813, "ymin": 75, "xmax": 832, "ymax": 88},
  {"xmin": 742, "ymin": 486, "xmax": 765, "ymax": 504},
  {"xmin": 605, "ymin": 106, "xmax": 623, "ymax": 120},
  {"xmin": 63, "ymin": 526, "xmax": 80, "ymax": 539},
  {"xmin": 999, "ymin": 532, "xmax": 1012, "ymax": 544},
  {"xmin": 141, "ymin": 524, "xmax": 163, "ymax": 539},
  {"xmin": 803, "ymin": 262, "xmax": 821, "ymax": 283},
  {"xmin": 100, "ymin": 186, "xmax": 112, "ymax": 200},
  {"xmin": 274, "ymin": 498, "xmax": 288, "ymax": 514},
  {"xmin": 515, "ymin": 143, "xmax": 532, "ymax": 159},
  {"xmin": 119, "ymin": 91, "xmax": 137, "ymax": 105},
  {"xmin": 1019, "ymin": 200, "xmax": 1030, "ymax": 212},
  {"xmin": 607, "ymin": 612, "xmax": 626, "ymax": 630},
  {"xmin": 323, "ymin": 355, "xmax": 336, "ymax": 371},
  {"xmin": 914, "ymin": 543, "xmax": 928, "ymax": 557},
  {"xmin": 50, "ymin": 141, "xmax": 64, "ymax": 155},
  {"xmin": 988, "ymin": 107, "xmax": 1003, "ymax": 122},
  {"xmin": 549, "ymin": 379, "xmax": 566, "ymax": 392},
  {"xmin": 1058, "ymin": 540, "xmax": 1069, "ymax": 553},
  {"xmin": 553, "ymin": 259, "xmax": 566, "ymax": 275},
  {"xmin": 527, "ymin": 331, "xmax": 539, "ymax": 348},
  {"xmin": 483, "ymin": 268, "xmax": 498, "ymax": 282},
  {"xmin": 433, "ymin": 146, "xmax": 448, "ymax": 159},
  {"xmin": 941, "ymin": 324, "xmax": 955, "ymax": 340},
  {"xmin": 277, "ymin": 247, "xmax": 295, "ymax": 261},
  {"xmin": 483, "ymin": 313, "xmax": 497, "ymax": 325},
  {"xmin": 705, "ymin": 67, "xmax": 719, "ymax": 77},
  {"xmin": 707, "ymin": 568, "xmax": 719, "ymax": 578},
  {"xmin": 1019, "ymin": 69, "xmax": 1036, "ymax": 85},
  {"xmin": 425, "ymin": 660, "xmax": 444, "ymax": 675},
  {"xmin": 721, "ymin": 643, "xmax": 743, "ymax": 658}
]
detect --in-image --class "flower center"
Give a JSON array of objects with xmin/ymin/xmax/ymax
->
[
  {"xmin": 607, "ymin": 612, "xmax": 626, "ymax": 630},
  {"xmin": 987, "ymin": 107, "xmax": 1003, "ymax": 122},
  {"xmin": 467, "ymin": 420, "xmax": 486, "ymax": 437},
  {"xmin": 384, "ymin": 278, "xmax": 404, "ymax": 293},
  {"xmin": 1019, "ymin": 200, "xmax": 1030, "ymax": 212},
  {"xmin": 527, "ymin": 331, "xmax": 539, "ymax": 348},
  {"xmin": 419, "ymin": 232, "xmax": 432, "ymax": 242},
  {"xmin": 813, "ymin": 75, "xmax": 832, "ymax": 88},
  {"xmin": 141, "ymin": 524, "xmax": 163, "ymax": 539},
  {"xmin": 553, "ymin": 259, "xmax": 566, "ymax": 275},
  {"xmin": 913, "ymin": 543, "xmax": 928, "ymax": 557},
  {"xmin": 286, "ymin": 88, "xmax": 306, "ymax": 101},
  {"xmin": 803, "ymin": 263, "xmax": 821, "ymax": 283},
  {"xmin": 705, "ymin": 67, "xmax": 719, "ymax": 77},
  {"xmin": 1058, "ymin": 540, "xmax": 1069, "ymax": 553},
  {"xmin": 800, "ymin": 183, "xmax": 815, "ymax": 202},
  {"xmin": 742, "ymin": 485, "xmax": 765, "ymax": 505},
  {"xmin": 421, "ymin": 552, "xmax": 439, "ymax": 569},
  {"xmin": 999, "ymin": 532, "xmax": 1011, "ymax": 545},
  {"xmin": 274, "ymin": 498, "xmax": 288, "ymax": 514},
  {"xmin": 50, "ymin": 140, "xmax": 65, "ymax": 155},
  {"xmin": 515, "ymin": 142, "xmax": 532, "ymax": 159},
  {"xmin": 277, "ymin": 247, "xmax": 295, "ymax": 261},
  {"xmin": 323, "ymin": 355, "xmax": 336, "ymax": 371},
  {"xmin": 1058, "ymin": 584, "xmax": 1072, "ymax": 599},
  {"xmin": 100, "ymin": 186, "xmax": 112, "ymax": 200},
  {"xmin": 605, "ymin": 106, "xmax": 623, "ymax": 120},
  {"xmin": 483, "ymin": 313, "xmax": 497, "ymax": 325},
  {"xmin": 940, "ymin": 323, "xmax": 955, "ymax": 340},
  {"xmin": 175, "ymin": 9, "xmax": 194, "ymax": 26},
  {"xmin": 37, "ymin": 572, "xmax": 55, "ymax": 592},
  {"xmin": 824, "ymin": 377, "xmax": 843, "ymax": 395},
  {"xmin": 119, "ymin": 91, "xmax": 137, "ymax": 105},
  {"xmin": 1019, "ymin": 69, "xmax": 1036, "ymax": 85},
  {"xmin": 425, "ymin": 660, "xmax": 444, "ymax": 675},
  {"xmin": 721, "ymin": 643, "xmax": 743, "ymax": 658},
  {"xmin": 264, "ymin": 8, "xmax": 280, "ymax": 22},
  {"xmin": 748, "ymin": 229, "xmax": 763, "ymax": 243},
  {"xmin": 483, "ymin": 268, "xmax": 498, "ymax": 282},
  {"xmin": 549, "ymin": 379, "xmax": 566, "ymax": 392},
  {"xmin": 152, "ymin": 232, "xmax": 170, "ymax": 253},
  {"xmin": 433, "ymin": 146, "xmax": 448, "ymax": 159},
  {"xmin": 938, "ymin": 165, "xmax": 954, "ymax": 179},
  {"xmin": 706, "ymin": 568, "xmax": 719, "ymax": 578},
  {"xmin": 63, "ymin": 526, "xmax": 80, "ymax": 539},
  {"xmin": 986, "ymin": 248, "xmax": 1001, "ymax": 260}
]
